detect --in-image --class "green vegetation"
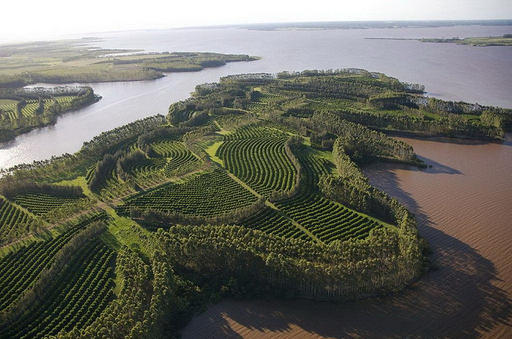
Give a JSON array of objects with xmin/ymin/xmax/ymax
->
[
  {"xmin": 0, "ymin": 39, "xmax": 257, "ymax": 141},
  {"xmin": 217, "ymin": 125, "xmax": 297, "ymax": 196},
  {"xmin": 420, "ymin": 34, "xmax": 512, "ymax": 46},
  {"xmin": 0, "ymin": 86, "xmax": 100, "ymax": 142},
  {"xmin": 118, "ymin": 169, "xmax": 258, "ymax": 217},
  {"xmin": 0, "ymin": 196, "xmax": 35, "ymax": 243},
  {"xmin": 4, "ymin": 68, "xmax": 511, "ymax": 337},
  {"xmin": 0, "ymin": 38, "xmax": 258, "ymax": 88},
  {"xmin": 368, "ymin": 34, "xmax": 512, "ymax": 47}
]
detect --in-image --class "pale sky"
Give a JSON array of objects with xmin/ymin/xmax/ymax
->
[{"xmin": 1, "ymin": 0, "xmax": 511, "ymax": 42}]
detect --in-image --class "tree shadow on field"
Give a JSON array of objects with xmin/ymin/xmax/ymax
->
[{"xmin": 181, "ymin": 162, "xmax": 512, "ymax": 338}]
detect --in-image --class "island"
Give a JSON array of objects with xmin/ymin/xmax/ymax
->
[
  {"xmin": 0, "ymin": 69, "xmax": 510, "ymax": 338},
  {"xmin": 0, "ymin": 38, "xmax": 259, "ymax": 141},
  {"xmin": 367, "ymin": 34, "xmax": 512, "ymax": 47},
  {"xmin": 0, "ymin": 86, "xmax": 100, "ymax": 142},
  {"xmin": 0, "ymin": 38, "xmax": 259, "ymax": 87},
  {"xmin": 420, "ymin": 34, "xmax": 512, "ymax": 46}
]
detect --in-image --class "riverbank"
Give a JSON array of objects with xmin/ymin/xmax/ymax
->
[{"xmin": 182, "ymin": 134, "xmax": 512, "ymax": 338}]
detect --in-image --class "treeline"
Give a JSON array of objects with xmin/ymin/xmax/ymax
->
[
  {"xmin": 319, "ymin": 137, "xmax": 409, "ymax": 223},
  {"xmin": 116, "ymin": 150, "xmax": 147, "ymax": 181},
  {"xmin": 128, "ymin": 198, "xmax": 266, "ymax": 230},
  {"xmin": 89, "ymin": 153, "xmax": 119, "ymax": 192},
  {"xmin": 137, "ymin": 126, "xmax": 191, "ymax": 147},
  {"xmin": 311, "ymin": 111, "xmax": 416, "ymax": 163},
  {"xmin": 323, "ymin": 107, "xmax": 504, "ymax": 139},
  {"xmin": 0, "ymin": 180, "xmax": 84, "ymax": 199},
  {"xmin": 59, "ymin": 248, "xmax": 196, "ymax": 338},
  {"xmin": 1, "ymin": 115, "xmax": 166, "ymax": 185},
  {"xmin": 276, "ymin": 69, "xmax": 424, "ymax": 93},
  {"xmin": 273, "ymin": 69, "xmax": 423, "ymax": 97},
  {"xmin": 156, "ymin": 222, "xmax": 424, "ymax": 300},
  {"xmin": 81, "ymin": 115, "xmax": 166, "ymax": 158},
  {"xmin": 88, "ymin": 125, "xmax": 196, "ymax": 193},
  {"xmin": 168, "ymin": 83, "xmax": 259, "ymax": 125}
]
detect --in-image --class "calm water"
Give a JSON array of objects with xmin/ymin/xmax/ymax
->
[
  {"xmin": 182, "ymin": 135, "xmax": 512, "ymax": 338},
  {"xmin": 1, "ymin": 25, "xmax": 512, "ymax": 169},
  {"xmin": 1, "ymin": 24, "xmax": 511, "ymax": 337}
]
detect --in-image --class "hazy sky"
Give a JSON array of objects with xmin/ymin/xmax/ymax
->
[{"xmin": 1, "ymin": 0, "xmax": 511, "ymax": 42}]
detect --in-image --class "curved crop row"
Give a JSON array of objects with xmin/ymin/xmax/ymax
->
[
  {"xmin": 275, "ymin": 194, "xmax": 382, "ymax": 243},
  {"xmin": 150, "ymin": 140, "xmax": 199, "ymax": 176},
  {"xmin": 274, "ymin": 147, "xmax": 383, "ymax": 242},
  {"xmin": 217, "ymin": 126, "xmax": 296, "ymax": 196}
]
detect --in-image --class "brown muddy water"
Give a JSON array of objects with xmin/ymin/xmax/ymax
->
[{"xmin": 181, "ymin": 135, "xmax": 512, "ymax": 338}]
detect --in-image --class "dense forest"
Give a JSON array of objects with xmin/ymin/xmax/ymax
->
[{"xmin": 2, "ymin": 68, "xmax": 510, "ymax": 337}]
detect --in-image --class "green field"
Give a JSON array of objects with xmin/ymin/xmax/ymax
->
[
  {"xmin": 0, "ymin": 39, "xmax": 258, "ymax": 88},
  {"xmin": 0, "ymin": 88, "xmax": 100, "ymax": 142},
  {"xmin": 8, "ymin": 68, "xmax": 511, "ymax": 337}
]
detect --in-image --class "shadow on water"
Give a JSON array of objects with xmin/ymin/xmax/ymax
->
[
  {"xmin": 381, "ymin": 155, "xmax": 463, "ymax": 175},
  {"xmin": 182, "ymin": 162, "xmax": 512, "ymax": 338}
]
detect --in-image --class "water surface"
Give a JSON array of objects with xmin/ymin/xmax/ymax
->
[
  {"xmin": 0, "ymin": 24, "xmax": 511, "ymax": 337},
  {"xmin": 1, "ymin": 25, "xmax": 512, "ymax": 169},
  {"xmin": 182, "ymin": 135, "xmax": 512, "ymax": 338}
]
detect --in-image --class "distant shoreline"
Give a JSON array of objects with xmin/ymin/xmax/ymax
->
[
  {"xmin": 366, "ymin": 35, "xmax": 512, "ymax": 46},
  {"xmin": 239, "ymin": 19, "xmax": 512, "ymax": 31}
]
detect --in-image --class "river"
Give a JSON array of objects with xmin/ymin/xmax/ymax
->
[
  {"xmin": 1, "ymin": 24, "xmax": 512, "ymax": 169},
  {"xmin": 181, "ymin": 134, "xmax": 512, "ymax": 338},
  {"xmin": 1, "ymin": 23, "xmax": 512, "ymax": 337}
]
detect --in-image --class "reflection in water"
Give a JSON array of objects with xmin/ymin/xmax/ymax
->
[{"xmin": 182, "ymin": 135, "xmax": 512, "ymax": 338}]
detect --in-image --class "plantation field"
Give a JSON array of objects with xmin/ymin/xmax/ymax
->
[
  {"xmin": 150, "ymin": 140, "xmax": 200, "ymax": 176},
  {"xmin": 0, "ymin": 196, "xmax": 35, "ymax": 243},
  {"xmin": 0, "ymin": 213, "xmax": 106, "ymax": 312},
  {"xmin": 14, "ymin": 193, "xmax": 86, "ymax": 216},
  {"xmin": 0, "ymin": 70, "xmax": 443, "ymax": 337},
  {"xmin": 239, "ymin": 206, "xmax": 310, "ymax": 240},
  {"xmin": 217, "ymin": 126, "xmax": 297, "ymax": 197},
  {"xmin": 0, "ymin": 87, "xmax": 100, "ymax": 142},
  {"xmin": 118, "ymin": 169, "xmax": 258, "ymax": 217},
  {"xmin": 0, "ymin": 238, "xmax": 116, "ymax": 338},
  {"xmin": 0, "ymin": 96, "xmax": 88, "ymax": 122}
]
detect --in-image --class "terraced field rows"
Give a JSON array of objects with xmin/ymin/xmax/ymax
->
[
  {"xmin": 1, "ymin": 239, "xmax": 116, "ymax": 338},
  {"xmin": 0, "ymin": 196, "xmax": 35, "ymax": 241},
  {"xmin": 118, "ymin": 169, "xmax": 258, "ymax": 217},
  {"xmin": 274, "ymin": 146, "xmax": 383, "ymax": 243},
  {"xmin": 239, "ymin": 206, "xmax": 310, "ymax": 240},
  {"xmin": 217, "ymin": 126, "xmax": 296, "ymax": 196},
  {"xmin": 0, "ymin": 213, "xmax": 106, "ymax": 312},
  {"xmin": 275, "ymin": 195, "xmax": 382, "ymax": 242},
  {"xmin": 21, "ymin": 100, "xmax": 40, "ymax": 118},
  {"xmin": 0, "ymin": 102, "xmax": 17, "ymax": 120},
  {"xmin": 14, "ymin": 193, "xmax": 83, "ymax": 216},
  {"xmin": 155, "ymin": 141, "xmax": 200, "ymax": 176},
  {"xmin": 0, "ymin": 96, "xmax": 78, "ymax": 122}
]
